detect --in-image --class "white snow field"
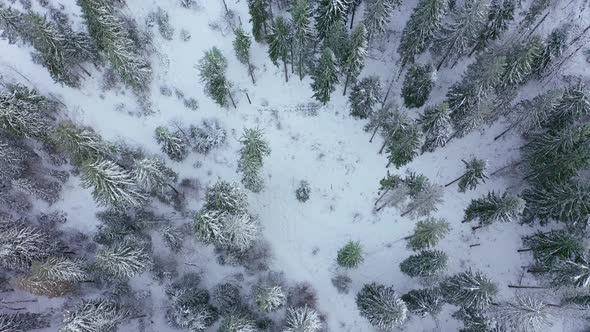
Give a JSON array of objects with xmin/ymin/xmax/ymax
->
[{"xmin": 1, "ymin": 0, "xmax": 589, "ymax": 331}]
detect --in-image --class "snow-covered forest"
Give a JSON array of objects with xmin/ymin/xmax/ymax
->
[{"xmin": 0, "ymin": 0, "xmax": 589, "ymax": 331}]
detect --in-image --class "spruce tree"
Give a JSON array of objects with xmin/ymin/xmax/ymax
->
[
  {"xmin": 337, "ymin": 240, "xmax": 364, "ymax": 268},
  {"xmin": 0, "ymin": 5, "xmax": 24, "ymax": 43},
  {"xmin": 521, "ymin": 230, "xmax": 584, "ymax": 268},
  {"xmin": 548, "ymin": 81, "xmax": 590, "ymax": 129},
  {"xmin": 399, "ymin": 250, "xmax": 448, "ymax": 277},
  {"xmin": 52, "ymin": 123, "xmax": 111, "ymax": 164},
  {"xmin": 31, "ymin": 257, "xmax": 88, "ymax": 282},
  {"xmin": 496, "ymin": 296, "xmax": 552, "ymax": 332},
  {"xmin": 219, "ymin": 314, "xmax": 257, "ymax": 332},
  {"xmin": 284, "ymin": 306, "xmax": 322, "ymax": 332},
  {"xmin": 405, "ymin": 217, "xmax": 450, "ymax": 251},
  {"xmin": 441, "ymin": 270, "xmax": 498, "ymax": 309},
  {"xmin": 552, "ymin": 254, "xmax": 590, "ymax": 288},
  {"xmin": 255, "ymin": 285, "xmax": 287, "ymax": 313},
  {"xmin": 17, "ymin": 276, "xmax": 77, "ymax": 297},
  {"xmin": 453, "ymin": 307, "xmax": 500, "ymax": 332},
  {"xmin": 248, "ymin": 0, "xmax": 270, "ymax": 42},
  {"xmin": 365, "ymin": 101, "xmax": 396, "ymax": 142},
  {"xmin": 536, "ymin": 25, "xmax": 568, "ymax": 76},
  {"xmin": 0, "ymin": 313, "xmax": 50, "ymax": 331},
  {"xmin": 154, "ymin": 126, "xmax": 189, "ymax": 162},
  {"xmin": 363, "ymin": 0, "xmax": 400, "ymax": 41},
  {"xmin": 445, "ymin": 158, "xmax": 488, "ymax": 192},
  {"xmin": 431, "ymin": 0, "xmax": 488, "ymax": 70},
  {"xmin": 500, "ymin": 36, "xmax": 545, "ymax": 89},
  {"xmin": 471, "ymin": 0, "xmax": 515, "ymax": 55},
  {"xmin": 292, "ymin": 0, "xmax": 314, "ymax": 80},
  {"xmin": 401, "ymin": 183, "xmax": 444, "ymax": 218},
  {"xmin": 522, "ymin": 181, "xmax": 590, "ymax": 226},
  {"xmin": 315, "ymin": 0, "xmax": 349, "ymax": 41},
  {"xmin": 385, "ymin": 124, "xmax": 421, "ymax": 168},
  {"xmin": 356, "ymin": 283, "xmax": 408, "ymax": 330},
  {"xmin": 323, "ymin": 19, "xmax": 350, "ymax": 67},
  {"xmin": 562, "ymin": 294, "xmax": 590, "ymax": 309},
  {"xmin": 349, "ymin": 76, "xmax": 382, "ymax": 119},
  {"xmin": 60, "ymin": 299, "xmax": 128, "ymax": 332},
  {"xmin": 342, "ymin": 24, "xmax": 368, "ymax": 95},
  {"xmin": 233, "ymin": 28, "xmax": 256, "ymax": 84},
  {"xmin": 401, "ymin": 64, "xmax": 433, "ymax": 109},
  {"xmin": 0, "ymin": 222, "xmax": 56, "ymax": 271},
  {"xmin": 418, "ymin": 103, "xmax": 451, "ymax": 152},
  {"xmin": 237, "ymin": 128, "xmax": 271, "ymax": 193},
  {"xmin": 401, "ymin": 288, "xmax": 444, "ymax": 317},
  {"xmin": 95, "ymin": 241, "xmax": 150, "ymax": 279},
  {"xmin": 398, "ymin": 0, "xmax": 447, "ymax": 68},
  {"xmin": 463, "ymin": 191, "xmax": 525, "ymax": 229},
  {"xmin": 267, "ymin": 17, "xmax": 292, "ymax": 82},
  {"xmin": 0, "ymin": 85, "xmax": 51, "ymax": 139},
  {"xmin": 81, "ymin": 159, "xmax": 147, "ymax": 208},
  {"xmin": 198, "ymin": 47, "xmax": 234, "ymax": 107},
  {"xmin": 204, "ymin": 181, "xmax": 248, "ymax": 214},
  {"xmin": 132, "ymin": 157, "xmax": 176, "ymax": 194},
  {"xmin": 311, "ymin": 48, "xmax": 339, "ymax": 104},
  {"xmin": 78, "ymin": 0, "xmax": 151, "ymax": 91}
]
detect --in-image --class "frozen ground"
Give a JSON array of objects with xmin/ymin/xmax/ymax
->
[{"xmin": 1, "ymin": 0, "xmax": 589, "ymax": 331}]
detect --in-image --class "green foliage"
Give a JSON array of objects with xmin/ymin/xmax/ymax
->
[
  {"xmin": 385, "ymin": 124, "xmax": 421, "ymax": 168},
  {"xmin": 52, "ymin": 123, "xmax": 111, "ymax": 164},
  {"xmin": 337, "ymin": 240, "xmax": 364, "ymax": 269},
  {"xmin": 349, "ymin": 76, "xmax": 382, "ymax": 119},
  {"xmin": 562, "ymin": 294, "xmax": 590, "ymax": 308},
  {"xmin": 198, "ymin": 47, "xmax": 231, "ymax": 106},
  {"xmin": 457, "ymin": 158, "xmax": 488, "ymax": 192},
  {"xmin": 81, "ymin": 159, "xmax": 146, "ymax": 208},
  {"xmin": 523, "ymin": 230, "xmax": 584, "ymax": 268},
  {"xmin": 363, "ymin": 0, "xmax": 400, "ymax": 40},
  {"xmin": 237, "ymin": 128, "xmax": 271, "ymax": 193},
  {"xmin": 406, "ymin": 217, "xmax": 450, "ymax": 251},
  {"xmin": 154, "ymin": 126, "xmax": 188, "ymax": 161},
  {"xmin": 453, "ymin": 306, "xmax": 499, "ymax": 332},
  {"xmin": 551, "ymin": 254, "xmax": 590, "ymax": 288},
  {"xmin": 204, "ymin": 181, "xmax": 248, "ymax": 214},
  {"xmin": 548, "ymin": 81, "xmax": 590, "ymax": 129},
  {"xmin": 401, "ymin": 64, "xmax": 433, "ymax": 108},
  {"xmin": 500, "ymin": 36, "xmax": 545, "ymax": 88},
  {"xmin": 441, "ymin": 270, "xmax": 498, "ymax": 310},
  {"xmin": 267, "ymin": 17, "xmax": 291, "ymax": 67},
  {"xmin": 292, "ymin": 0, "xmax": 314, "ymax": 79},
  {"xmin": 95, "ymin": 240, "xmax": 150, "ymax": 279},
  {"xmin": 233, "ymin": 28, "xmax": 252, "ymax": 65},
  {"xmin": 315, "ymin": 0, "xmax": 349, "ymax": 40},
  {"xmin": 399, "ymin": 250, "xmax": 448, "ymax": 277},
  {"xmin": 311, "ymin": 48, "xmax": 339, "ymax": 104},
  {"xmin": 343, "ymin": 24, "xmax": 368, "ymax": 93},
  {"xmin": 356, "ymin": 283, "xmax": 408, "ymax": 330},
  {"xmin": 401, "ymin": 288, "xmax": 444, "ymax": 317},
  {"xmin": 418, "ymin": 103, "xmax": 451, "ymax": 152},
  {"xmin": 537, "ymin": 25, "xmax": 568, "ymax": 76},
  {"xmin": 522, "ymin": 181, "xmax": 590, "ymax": 226},
  {"xmin": 0, "ymin": 85, "xmax": 51, "ymax": 139},
  {"xmin": 248, "ymin": 0, "xmax": 270, "ymax": 42},
  {"xmin": 474, "ymin": 0, "xmax": 514, "ymax": 51},
  {"xmin": 463, "ymin": 191, "xmax": 525, "ymax": 226}
]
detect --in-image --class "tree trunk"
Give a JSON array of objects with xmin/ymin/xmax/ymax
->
[
  {"xmin": 403, "ymin": 234, "xmax": 415, "ymax": 240},
  {"xmin": 343, "ymin": 74, "xmax": 350, "ymax": 96},
  {"xmin": 490, "ymin": 160, "xmax": 522, "ymax": 176},
  {"xmin": 469, "ymin": 243, "xmax": 481, "ymax": 248},
  {"xmin": 472, "ymin": 225, "xmax": 484, "ymax": 231},
  {"xmin": 507, "ymin": 285, "xmax": 548, "ymax": 289},
  {"xmin": 568, "ymin": 23, "xmax": 590, "ymax": 47},
  {"xmin": 77, "ymin": 64, "xmax": 92, "ymax": 76},
  {"xmin": 349, "ymin": 4, "xmax": 357, "ymax": 29},
  {"xmin": 298, "ymin": 51, "xmax": 304, "ymax": 80},
  {"xmin": 445, "ymin": 174, "xmax": 464, "ymax": 187},
  {"xmin": 245, "ymin": 91, "xmax": 252, "ymax": 104},
  {"xmin": 436, "ymin": 43, "xmax": 456, "ymax": 71},
  {"xmin": 386, "ymin": 159, "xmax": 392, "ymax": 168},
  {"xmin": 283, "ymin": 60, "xmax": 289, "ymax": 82},
  {"xmin": 369, "ymin": 124, "xmax": 380, "ymax": 142},
  {"xmin": 525, "ymin": 11, "xmax": 550, "ymax": 39},
  {"xmin": 517, "ymin": 248, "xmax": 533, "ymax": 252},
  {"xmin": 401, "ymin": 205, "xmax": 417, "ymax": 217},
  {"xmin": 248, "ymin": 61, "xmax": 256, "ymax": 84},
  {"xmin": 374, "ymin": 189, "xmax": 390, "ymax": 206},
  {"xmin": 494, "ymin": 119, "xmax": 521, "ymax": 141},
  {"xmin": 228, "ymin": 92, "xmax": 237, "ymax": 109},
  {"xmin": 290, "ymin": 43, "xmax": 295, "ymax": 74},
  {"xmin": 381, "ymin": 77, "xmax": 394, "ymax": 108}
]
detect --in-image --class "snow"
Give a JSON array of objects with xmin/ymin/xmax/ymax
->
[{"xmin": 1, "ymin": 0, "xmax": 589, "ymax": 331}]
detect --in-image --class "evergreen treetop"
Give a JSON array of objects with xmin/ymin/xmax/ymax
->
[
  {"xmin": 356, "ymin": 283, "xmax": 408, "ymax": 329},
  {"xmin": 316, "ymin": 0, "xmax": 350, "ymax": 41},
  {"xmin": 401, "ymin": 288, "xmax": 444, "ymax": 317},
  {"xmin": 522, "ymin": 230, "xmax": 584, "ymax": 268},
  {"xmin": 311, "ymin": 48, "xmax": 339, "ymax": 104},
  {"xmin": 342, "ymin": 24, "xmax": 368, "ymax": 95},
  {"xmin": 463, "ymin": 191, "xmax": 525, "ymax": 227},
  {"xmin": 337, "ymin": 240, "xmax": 364, "ymax": 268},
  {"xmin": 363, "ymin": 0, "xmax": 400, "ymax": 41},
  {"xmin": 399, "ymin": 249, "xmax": 448, "ymax": 277},
  {"xmin": 349, "ymin": 76, "xmax": 382, "ymax": 119},
  {"xmin": 401, "ymin": 64, "xmax": 434, "ymax": 109},
  {"xmin": 441, "ymin": 270, "xmax": 498, "ymax": 310},
  {"xmin": 418, "ymin": 102, "xmax": 451, "ymax": 152},
  {"xmin": 406, "ymin": 217, "xmax": 450, "ymax": 251}
]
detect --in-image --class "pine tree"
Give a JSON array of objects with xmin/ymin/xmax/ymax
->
[
  {"xmin": 385, "ymin": 124, "xmax": 421, "ymax": 168},
  {"xmin": 81, "ymin": 159, "xmax": 146, "ymax": 208},
  {"xmin": 445, "ymin": 158, "xmax": 488, "ymax": 192},
  {"xmin": 365, "ymin": 101, "xmax": 396, "ymax": 142},
  {"xmin": 255, "ymin": 285, "xmax": 287, "ymax": 313},
  {"xmin": 95, "ymin": 241, "xmax": 150, "ymax": 279},
  {"xmin": 17, "ymin": 276, "xmax": 77, "ymax": 297},
  {"xmin": 0, "ymin": 223, "xmax": 56, "ymax": 271},
  {"xmin": 374, "ymin": 172, "xmax": 406, "ymax": 211},
  {"xmin": 0, "ymin": 85, "xmax": 51, "ymax": 139},
  {"xmin": 31, "ymin": 257, "xmax": 88, "ymax": 282},
  {"xmin": 401, "ymin": 183, "xmax": 444, "ymax": 217},
  {"xmin": 198, "ymin": 47, "xmax": 234, "ymax": 107},
  {"xmin": 219, "ymin": 314, "xmax": 257, "ymax": 332},
  {"xmin": 496, "ymin": 296, "xmax": 552, "ymax": 332},
  {"xmin": 284, "ymin": 306, "xmax": 322, "ymax": 332},
  {"xmin": 418, "ymin": 103, "xmax": 451, "ymax": 152},
  {"xmin": 401, "ymin": 288, "xmax": 444, "ymax": 317},
  {"xmin": 442, "ymin": 270, "xmax": 498, "ymax": 310},
  {"xmin": 166, "ymin": 274, "xmax": 218, "ymax": 331},
  {"xmin": 204, "ymin": 181, "xmax": 248, "ymax": 214},
  {"xmin": 60, "ymin": 299, "xmax": 129, "ymax": 332},
  {"xmin": 548, "ymin": 81, "xmax": 590, "ymax": 129},
  {"xmin": 552, "ymin": 254, "xmax": 590, "ymax": 288},
  {"xmin": 356, "ymin": 283, "xmax": 408, "ymax": 330},
  {"xmin": 267, "ymin": 16, "xmax": 292, "ymax": 82},
  {"xmin": 521, "ymin": 230, "xmax": 584, "ymax": 269},
  {"xmin": 399, "ymin": 250, "xmax": 448, "ymax": 277},
  {"xmin": 405, "ymin": 217, "xmax": 450, "ymax": 251},
  {"xmin": 337, "ymin": 240, "xmax": 364, "ymax": 268},
  {"xmin": 522, "ymin": 181, "xmax": 590, "ymax": 226},
  {"xmin": 453, "ymin": 306, "xmax": 500, "ymax": 332},
  {"xmin": 78, "ymin": 0, "xmax": 151, "ymax": 91},
  {"xmin": 233, "ymin": 28, "xmax": 256, "ymax": 84},
  {"xmin": 291, "ymin": 0, "xmax": 314, "ymax": 80},
  {"xmin": 323, "ymin": 19, "xmax": 350, "ymax": 67},
  {"xmin": 311, "ymin": 48, "xmax": 339, "ymax": 104},
  {"xmin": 342, "ymin": 24, "xmax": 367, "ymax": 95},
  {"xmin": 349, "ymin": 76, "xmax": 382, "ymax": 119},
  {"xmin": 52, "ymin": 123, "xmax": 111, "ymax": 164},
  {"xmin": 132, "ymin": 157, "xmax": 176, "ymax": 194},
  {"xmin": 401, "ymin": 64, "xmax": 433, "ymax": 109},
  {"xmin": 463, "ymin": 191, "xmax": 525, "ymax": 229},
  {"xmin": 248, "ymin": 0, "xmax": 270, "ymax": 42},
  {"xmin": 500, "ymin": 36, "xmax": 545, "ymax": 89},
  {"xmin": 315, "ymin": 0, "xmax": 349, "ymax": 41},
  {"xmin": 363, "ymin": 0, "xmax": 400, "ymax": 41},
  {"xmin": 154, "ymin": 126, "xmax": 189, "ymax": 161},
  {"xmin": 471, "ymin": 0, "xmax": 515, "ymax": 56},
  {"xmin": 398, "ymin": 0, "xmax": 447, "ymax": 68},
  {"xmin": 237, "ymin": 128, "xmax": 271, "ymax": 193}
]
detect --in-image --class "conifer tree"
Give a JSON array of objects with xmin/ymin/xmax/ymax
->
[
  {"xmin": 78, "ymin": 0, "xmax": 151, "ymax": 91},
  {"xmin": 441, "ymin": 270, "xmax": 498, "ymax": 309},
  {"xmin": 463, "ymin": 191, "xmax": 525, "ymax": 229},
  {"xmin": 204, "ymin": 181, "xmax": 248, "ymax": 214},
  {"xmin": 311, "ymin": 48, "xmax": 339, "ymax": 104},
  {"xmin": 284, "ymin": 306, "xmax": 322, "ymax": 332},
  {"xmin": 453, "ymin": 307, "xmax": 500, "ymax": 332},
  {"xmin": 521, "ymin": 0, "xmax": 552, "ymax": 29},
  {"xmin": 363, "ymin": 0, "xmax": 400, "ymax": 41},
  {"xmin": 337, "ymin": 240, "xmax": 364, "ymax": 268},
  {"xmin": 405, "ymin": 217, "xmax": 450, "ymax": 251},
  {"xmin": 323, "ymin": 19, "xmax": 350, "ymax": 67},
  {"xmin": 398, "ymin": 0, "xmax": 447, "ymax": 68},
  {"xmin": 522, "ymin": 181, "xmax": 590, "ymax": 226},
  {"xmin": 248, "ymin": 0, "xmax": 270, "ymax": 42},
  {"xmin": 471, "ymin": 0, "xmax": 515, "ymax": 56},
  {"xmin": 548, "ymin": 81, "xmax": 590, "ymax": 129},
  {"xmin": 267, "ymin": 17, "xmax": 292, "ymax": 82},
  {"xmin": 233, "ymin": 28, "xmax": 255, "ymax": 84},
  {"xmin": 0, "ymin": 5, "xmax": 24, "ymax": 43},
  {"xmin": 342, "ymin": 24, "xmax": 368, "ymax": 95},
  {"xmin": 496, "ymin": 296, "xmax": 552, "ymax": 332},
  {"xmin": 0, "ymin": 313, "xmax": 50, "ymax": 331},
  {"xmin": 198, "ymin": 47, "xmax": 234, "ymax": 107},
  {"xmin": 237, "ymin": 128, "xmax": 271, "ymax": 193},
  {"xmin": 315, "ymin": 0, "xmax": 349, "ymax": 41},
  {"xmin": 154, "ymin": 126, "xmax": 189, "ymax": 162},
  {"xmin": 349, "ymin": 76, "xmax": 382, "ymax": 119},
  {"xmin": 132, "ymin": 157, "xmax": 176, "ymax": 194},
  {"xmin": 255, "ymin": 285, "xmax": 287, "ymax": 313},
  {"xmin": 400, "ymin": 250, "xmax": 448, "ymax": 277},
  {"xmin": 32, "ymin": 257, "xmax": 88, "ymax": 282},
  {"xmin": 348, "ymin": 0, "xmax": 363, "ymax": 29},
  {"xmin": 81, "ymin": 159, "xmax": 146, "ymax": 208},
  {"xmin": 52, "ymin": 123, "xmax": 111, "ymax": 164},
  {"xmin": 219, "ymin": 314, "xmax": 257, "ymax": 332},
  {"xmin": 385, "ymin": 124, "xmax": 421, "ymax": 168},
  {"xmin": 500, "ymin": 36, "xmax": 545, "ymax": 88},
  {"xmin": 0, "ymin": 85, "xmax": 51, "ymax": 139},
  {"xmin": 95, "ymin": 241, "xmax": 150, "ymax": 279},
  {"xmin": 431, "ymin": 0, "xmax": 488, "ymax": 70},
  {"xmin": 401, "ymin": 64, "xmax": 433, "ymax": 109},
  {"xmin": 401, "ymin": 183, "xmax": 444, "ymax": 217},
  {"xmin": 0, "ymin": 223, "xmax": 56, "ymax": 271},
  {"xmin": 374, "ymin": 172, "xmax": 406, "ymax": 211},
  {"xmin": 552, "ymin": 254, "xmax": 590, "ymax": 288},
  {"xmin": 401, "ymin": 288, "xmax": 444, "ymax": 317},
  {"xmin": 562, "ymin": 294, "xmax": 590, "ymax": 308},
  {"xmin": 356, "ymin": 283, "xmax": 408, "ymax": 330},
  {"xmin": 418, "ymin": 103, "xmax": 451, "ymax": 152},
  {"xmin": 521, "ymin": 230, "xmax": 584, "ymax": 268},
  {"xmin": 445, "ymin": 158, "xmax": 488, "ymax": 192},
  {"xmin": 60, "ymin": 299, "xmax": 128, "ymax": 332},
  {"xmin": 536, "ymin": 25, "xmax": 568, "ymax": 76},
  {"xmin": 292, "ymin": 0, "xmax": 314, "ymax": 80},
  {"xmin": 17, "ymin": 276, "xmax": 77, "ymax": 297}
]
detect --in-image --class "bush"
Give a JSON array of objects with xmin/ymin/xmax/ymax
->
[
  {"xmin": 295, "ymin": 180, "xmax": 311, "ymax": 202},
  {"xmin": 336, "ymin": 241, "xmax": 364, "ymax": 269}
]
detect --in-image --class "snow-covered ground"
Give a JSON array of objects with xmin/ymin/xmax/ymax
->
[{"xmin": 1, "ymin": 0, "xmax": 589, "ymax": 331}]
